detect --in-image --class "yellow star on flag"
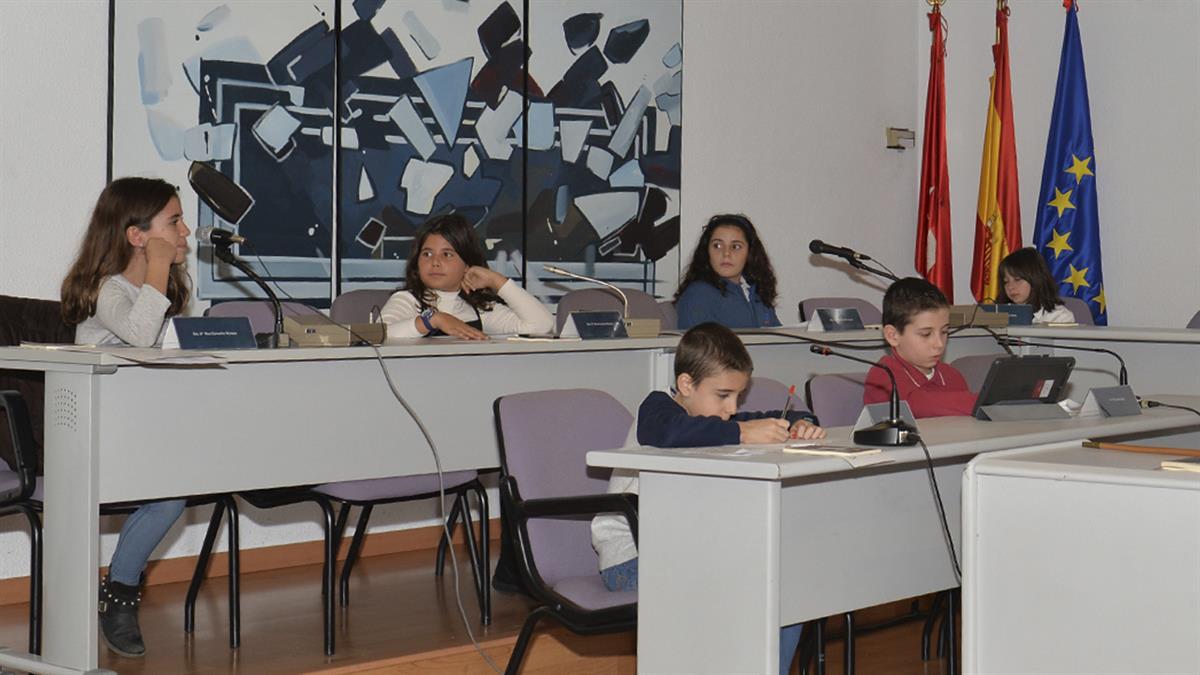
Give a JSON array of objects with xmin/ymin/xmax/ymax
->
[
  {"xmin": 1045, "ymin": 229, "xmax": 1073, "ymax": 259},
  {"xmin": 1047, "ymin": 187, "xmax": 1076, "ymax": 218},
  {"xmin": 1063, "ymin": 264, "xmax": 1090, "ymax": 294},
  {"xmin": 1064, "ymin": 154, "xmax": 1094, "ymax": 183},
  {"xmin": 1094, "ymin": 285, "xmax": 1106, "ymax": 315}
]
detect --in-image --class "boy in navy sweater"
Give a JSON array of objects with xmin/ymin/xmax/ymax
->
[{"xmin": 591, "ymin": 322, "xmax": 824, "ymax": 675}]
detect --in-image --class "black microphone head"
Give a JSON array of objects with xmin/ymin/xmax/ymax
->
[
  {"xmin": 808, "ymin": 239, "xmax": 824, "ymax": 254},
  {"xmin": 189, "ymin": 161, "xmax": 254, "ymax": 225}
]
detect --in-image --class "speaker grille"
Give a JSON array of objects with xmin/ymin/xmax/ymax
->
[{"xmin": 51, "ymin": 388, "xmax": 77, "ymax": 432}]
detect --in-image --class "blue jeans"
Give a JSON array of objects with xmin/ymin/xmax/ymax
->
[
  {"xmin": 601, "ymin": 558, "xmax": 803, "ymax": 675},
  {"xmin": 108, "ymin": 499, "xmax": 187, "ymax": 586}
]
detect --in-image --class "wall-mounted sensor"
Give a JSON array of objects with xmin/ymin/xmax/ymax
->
[{"xmin": 887, "ymin": 127, "xmax": 916, "ymax": 151}]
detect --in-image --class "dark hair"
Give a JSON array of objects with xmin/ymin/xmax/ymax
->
[
  {"xmin": 673, "ymin": 214, "xmax": 778, "ymax": 307},
  {"xmin": 404, "ymin": 213, "xmax": 498, "ymax": 312},
  {"xmin": 996, "ymin": 247, "xmax": 1061, "ymax": 313},
  {"xmin": 674, "ymin": 322, "xmax": 754, "ymax": 382},
  {"xmin": 882, "ymin": 277, "xmax": 950, "ymax": 332},
  {"xmin": 61, "ymin": 177, "xmax": 189, "ymax": 325}
]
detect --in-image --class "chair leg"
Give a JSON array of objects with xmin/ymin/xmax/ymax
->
[
  {"xmin": 434, "ymin": 494, "xmax": 463, "ymax": 577},
  {"xmin": 458, "ymin": 492, "xmax": 484, "ymax": 599},
  {"xmin": 946, "ymin": 588, "xmax": 958, "ymax": 675},
  {"xmin": 339, "ymin": 504, "xmax": 372, "ymax": 607},
  {"xmin": 922, "ymin": 590, "xmax": 946, "ymax": 661},
  {"xmin": 505, "ymin": 606, "xmax": 551, "ymax": 675},
  {"xmin": 475, "ymin": 482, "xmax": 491, "ymax": 626},
  {"xmin": 224, "ymin": 495, "xmax": 241, "ymax": 650},
  {"xmin": 19, "ymin": 505, "xmax": 41, "ymax": 655},
  {"xmin": 313, "ymin": 498, "xmax": 337, "ymax": 656},
  {"xmin": 185, "ymin": 500, "xmax": 225, "ymax": 635},
  {"xmin": 842, "ymin": 612, "xmax": 855, "ymax": 675},
  {"xmin": 815, "ymin": 616, "xmax": 826, "ymax": 675}
]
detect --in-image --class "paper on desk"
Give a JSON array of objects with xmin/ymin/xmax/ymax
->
[
  {"xmin": 782, "ymin": 443, "xmax": 894, "ymax": 469},
  {"xmin": 20, "ymin": 342, "xmax": 226, "ymax": 365}
]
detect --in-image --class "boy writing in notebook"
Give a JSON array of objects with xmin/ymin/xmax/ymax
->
[
  {"xmin": 864, "ymin": 277, "xmax": 978, "ymax": 417},
  {"xmin": 591, "ymin": 322, "xmax": 825, "ymax": 675}
]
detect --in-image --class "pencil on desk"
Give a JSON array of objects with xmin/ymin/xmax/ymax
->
[{"xmin": 1082, "ymin": 440, "xmax": 1200, "ymax": 458}]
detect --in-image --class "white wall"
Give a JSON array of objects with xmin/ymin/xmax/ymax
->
[
  {"xmin": 682, "ymin": 0, "xmax": 920, "ymax": 320},
  {"xmin": 0, "ymin": 0, "xmax": 1197, "ymax": 579}
]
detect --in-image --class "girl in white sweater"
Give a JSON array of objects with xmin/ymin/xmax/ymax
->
[
  {"xmin": 998, "ymin": 247, "xmax": 1076, "ymax": 324},
  {"xmin": 381, "ymin": 214, "xmax": 554, "ymax": 341}
]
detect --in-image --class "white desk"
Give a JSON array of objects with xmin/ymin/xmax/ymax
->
[
  {"xmin": 962, "ymin": 432, "xmax": 1200, "ymax": 674},
  {"xmin": 0, "ymin": 338, "xmax": 680, "ymax": 674},
  {"xmin": 588, "ymin": 401, "xmax": 1200, "ymax": 675}
]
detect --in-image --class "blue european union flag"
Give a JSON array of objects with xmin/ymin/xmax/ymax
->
[{"xmin": 1032, "ymin": 2, "xmax": 1107, "ymax": 325}]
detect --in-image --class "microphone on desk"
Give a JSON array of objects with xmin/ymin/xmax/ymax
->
[
  {"xmin": 808, "ymin": 240, "xmax": 872, "ymax": 261},
  {"xmin": 543, "ymin": 264, "xmax": 660, "ymax": 337},
  {"xmin": 196, "ymin": 226, "xmax": 246, "ymax": 247},
  {"xmin": 1001, "ymin": 337, "xmax": 1128, "ymax": 386},
  {"xmin": 810, "ymin": 344, "xmax": 919, "ymax": 446}
]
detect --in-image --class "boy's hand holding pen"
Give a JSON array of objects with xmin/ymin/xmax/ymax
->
[{"xmin": 781, "ymin": 384, "xmax": 826, "ymax": 441}]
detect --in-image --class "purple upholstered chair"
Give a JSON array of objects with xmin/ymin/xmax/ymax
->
[
  {"xmin": 657, "ymin": 300, "xmax": 678, "ymax": 331},
  {"xmin": 1187, "ymin": 310, "xmax": 1200, "ymax": 329},
  {"xmin": 739, "ymin": 376, "xmax": 796, "ymax": 416},
  {"xmin": 554, "ymin": 287, "xmax": 662, "ymax": 335},
  {"xmin": 206, "ymin": 300, "xmax": 322, "ymax": 334},
  {"xmin": 950, "ymin": 354, "xmax": 1002, "ymax": 393},
  {"xmin": 1061, "ymin": 296, "xmax": 1095, "ymax": 326},
  {"xmin": 190, "ymin": 469, "xmax": 489, "ymax": 657},
  {"xmin": 799, "ymin": 297, "xmax": 883, "ymax": 325},
  {"xmin": 805, "ymin": 372, "xmax": 870, "ymax": 428},
  {"xmin": 331, "ymin": 289, "xmax": 394, "ymax": 324},
  {"xmin": 494, "ymin": 389, "xmax": 638, "ymax": 674}
]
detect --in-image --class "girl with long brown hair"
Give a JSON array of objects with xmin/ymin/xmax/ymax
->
[{"xmin": 60, "ymin": 177, "xmax": 191, "ymax": 658}]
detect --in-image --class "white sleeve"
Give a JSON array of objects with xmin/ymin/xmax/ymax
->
[
  {"xmin": 480, "ymin": 280, "xmax": 555, "ymax": 335},
  {"xmin": 380, "ymin": 290, "xmax": 423, "ymax": 341},
  {"xmin": 93, "ymin": 279, "xmax": 171, "ymax": 348},
  {"xmin": 1039, "ymin": 304, "xmax": 1077, "ymax": 324}
]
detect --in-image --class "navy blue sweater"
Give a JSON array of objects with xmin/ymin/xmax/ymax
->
[
  {"xmin": 675, "ymin": 279, "xmax": 781, "ymax": 330},
  {"xmin": 636, "ymin": 391, "xmax": 818, "ymax": 447}
]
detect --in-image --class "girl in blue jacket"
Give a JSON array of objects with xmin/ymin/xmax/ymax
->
[{"xmin": 674, "ymin": 214, "xmax": 782, "ymax": 329}]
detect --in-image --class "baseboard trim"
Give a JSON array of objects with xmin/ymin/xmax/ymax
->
[{"xmin": 0, "ymin": 517, "xmax": 500, "ymax": 606}]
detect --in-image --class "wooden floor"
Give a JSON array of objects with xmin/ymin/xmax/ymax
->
[{"xmin": 0, "ymin": 546, "xmax": 957, "ymax": 674}]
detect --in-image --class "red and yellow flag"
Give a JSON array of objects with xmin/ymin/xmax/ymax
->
[{"xmin": 970, "ymin": 3, "xmax": 1022, "ymax": 303}]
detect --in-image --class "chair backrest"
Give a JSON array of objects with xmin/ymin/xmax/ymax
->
[
  {"xmin": 805, "ymin": 372, "xmax": 869, "ymax": 428},
  {"xmin": 206, "ymin": 300, "xmax": 321, "ymax": 334},
  {"xmin": 0, "ymin": 295, "xmax": 73, "ymax": 476},
  {"xmin": 799, "ymin": 297, "xmax": 883, "ymax": 324},
  {"xmin": 495, "ymin": 389, "xmax": 634, "ymax": 586},
  {"xmin": 950, "ymin": 354, "xmax": 1002, "ymax": 393},
  {"xmin": 657, "ymin": 300, "xmax": 678, "ymax": 331},
  {"xmin": 555, "ymin": 288, "xmax": 661, "ymax": 334},
  {"xmin": 1061, "ymin": 296, "xmax": 1095, "ymax": 326},
  {"xmin": 331, "ymin": 289, "xmax": 395, "ymax": 324},
  {"xmin": 738, "ymin": 376, "xmax": 806, "ymax": 418},
  {"xmin": 1187, "ymin": 310, "xmax": 1200, "ymax": 329}
]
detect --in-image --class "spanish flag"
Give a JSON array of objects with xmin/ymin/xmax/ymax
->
[{"xmin": 970, "ymin": 3, "xmax": 1022, "ymax": 303}]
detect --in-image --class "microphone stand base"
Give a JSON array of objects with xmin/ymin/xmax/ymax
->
[
  {"xmin": 623, "ymin": 317, "xmax": 661, "ymax": 339},
  {"xmin": 854, "ymin": 420, "xmax": 920, "ymax": 447}
]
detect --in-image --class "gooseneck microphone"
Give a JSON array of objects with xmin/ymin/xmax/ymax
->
[
  {"xmin": 196, "ymin": 226, "xmax": 246, "ymax": 247},
  {"xmin": 810, "ymin": 344, "xmax": 919, "ymax": 446},
  {"xmin": 543, "ymin": 264, "xmax": 661, "ymax": 338},
  {"xmin": 544, "ymin": 264, "xmax": 629, "ymax": 317},
  {"xmin": 808, "ymin": 239, "xmax": 871, "ymax": 261},
  {"xmin": 1002, "ymin": 337, "xmax": 1128, "ymax": 386}
]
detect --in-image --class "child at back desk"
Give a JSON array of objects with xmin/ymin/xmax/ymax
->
[
  {"xmin": 864, "ymin": 277, "xmax": 977, "ymax": 417},
  {"xmin": 592, "ymin": 322, "xmax": 825, "ymax": 675}
]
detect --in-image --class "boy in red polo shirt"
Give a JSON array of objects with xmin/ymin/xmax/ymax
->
[{"xmin": 864, "ymin": 278, "xmax": 977, "ymax": 417}]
